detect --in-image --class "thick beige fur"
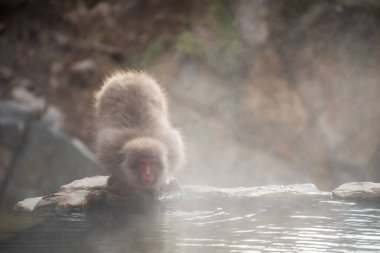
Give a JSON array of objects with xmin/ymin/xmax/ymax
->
[{"xmin": 95, "ymin": 70, "xmax": 184, "ymax": 195}]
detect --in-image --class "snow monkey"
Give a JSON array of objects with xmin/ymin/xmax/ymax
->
[{"xmin": 95, "ymin": 70, "xmax": 184, "ymax": 197}]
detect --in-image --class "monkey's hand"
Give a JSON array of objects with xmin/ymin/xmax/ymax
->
[
  {"xmin": 161, "ymin": 177, "xmax": 182, "ymax": 194},
  {"xmin": 85, "ymin": 189, "xmax": 107, "ymax": 210},
  {"xmin": 106, "ymin": 175, "xmax": 130, "ymax": 197}
]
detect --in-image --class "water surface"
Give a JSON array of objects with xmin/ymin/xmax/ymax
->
[{"xmin": 1, "ymin": 189, "xmax": 380, "ymax": 253}]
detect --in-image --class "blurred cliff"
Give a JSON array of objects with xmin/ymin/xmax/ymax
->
[{"xmin": 1, "ymin": 0, "xmax": 380, "ymax": 207}]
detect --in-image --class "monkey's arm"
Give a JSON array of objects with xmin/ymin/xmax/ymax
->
[
  {"xmin": 161, "ymin": 177, "xmax": 182, "ymax": 194},
  {"xmin": 96, "ymin": 128, "xmax": 135, "ymax": 174}
]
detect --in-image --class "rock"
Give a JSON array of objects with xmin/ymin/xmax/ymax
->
[
  {"xmin": 69, "ymin": 59, "xmax": 98, "ymax": 86},
  {"xmin": 13, "ymin": 176, "xmax": 117, "ymax": 213},
  {"xmin": 70, "ymin": 59, "xmax": 97, "ymax": 74},
  {"xmin": 60, "ymin": 175, "xmax": 108, "ymax": 192},
  {"xmin": 247, "ymin": 49, "xmax": 309, "ymax": 132},
  {"xmin": 41, "ymin": 105, "xmax": 63, "ymax": 132},
  {"xmin": 0, "ymin": 106, "xmax": 101, "ymax": 206},
  {"xmin": 91, "ymin": 43, "xmax": 123, "ymax": 62},
  {"xmin": 332, "ymin": 182, "xmax": 380, "ymax": 200},
  {"xmin": 336, "ymin": 0, "xmax": 380, "ymax": 8},
  {"xmin": 14, "ymin": 196, "xmax": 43, "ymax": 212},
  {"xmin": 234, "ymin": 0, "xmax": 268, "ymax": 46},
  {"xmin": 10, "ymin": 121, "xmax": 100, "ymax": 193},
  {"xmin": 14, "ymin": 176, "xmax": 329, "ymax": 214},
  {"xmin": 11, "ymin": 87, "xmax": 46, "ymax": 113},
  {"xmin": 49, "ymin": 62, "xmax": 64, "ymax": 88},
  {"xmin": 0, "ymin": 100, "xmax": 63, "ymax": 132},
  {"xmin": 53, "ymin": 32, "xmax": 70, "ymax": 48},
  {"xmin": 0, "ymin": 65, "xmax": 13, "ymax": 83},
  {"xmin": 0, "ymin": 102, "xmax": 34, "ymax": 149},
  {"xmin": 34, "ymin": 190, "xmax": 91, "ymax": 213},
  {"xmin": 13, "ymin": 176, "xmax": 109, "ymax": 213},
  {"xmin": 16, "ymin": 78, "xmax": 34, "ymax": 89},
  {"xmin": 183, "ymin": 183, "xmax": 325, "ymax": 198},
  {"xmin": 90, "ymin": 2, "xmax": 115, "ymax": 27}
]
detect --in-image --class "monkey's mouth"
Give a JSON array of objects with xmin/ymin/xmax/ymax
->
[{"xmin": 138, "ymin": 166, "xmax": 156, "ymax": 185}]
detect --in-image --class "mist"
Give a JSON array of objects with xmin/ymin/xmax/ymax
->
[
  {"xmin": 145, "ymin": 1, "xmax": 380, "ymax": 190},
  {"xmin": 1, "ymin": 0, "xmax": 380, "ymax": 208},
  {"xmin": 1, "ymin": 1, "xmax": 380, "ymax": 252}
]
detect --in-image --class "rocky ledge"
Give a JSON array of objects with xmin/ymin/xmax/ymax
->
[
  {"xmin": 332, "ymin": 182, "xmax": 380, "ymax": 200},
  {"xmin": 14, "ymin": 176, "xmax": 109, "ymax": 213},
  {"xmin": 13, "ymin": 176, "xmax": 380, "ymax": 213}
]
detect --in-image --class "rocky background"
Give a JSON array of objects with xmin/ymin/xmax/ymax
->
[{"xmin": 1, "ymin": 0, "xmax": 380, "ymax": 209}]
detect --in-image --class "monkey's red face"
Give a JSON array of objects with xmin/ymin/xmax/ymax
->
[
  {"xmin": 122, "ymin": 139, "xmax": 168, "ymax": 191},
  {"xmin": 137, "ymin": 158, "xmax": 157, "ymax": 185}
]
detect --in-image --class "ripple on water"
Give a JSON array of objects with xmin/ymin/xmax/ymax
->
[{"xmin": 1, "ymin": 191, "xmax": 380, "ymax": 253}]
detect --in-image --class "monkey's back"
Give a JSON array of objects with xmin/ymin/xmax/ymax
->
[
  {"xmin": 95, "ymin": 71, "xmax": 184, "ymax": 176},
  {"xmin": 95, "ymin": 71, "xmax": 168, "ymax": 130}
]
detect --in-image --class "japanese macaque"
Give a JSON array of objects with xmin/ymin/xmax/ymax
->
[{"xmin": 95, "ymin": 70, "xmax": 184, "ymax": 197}]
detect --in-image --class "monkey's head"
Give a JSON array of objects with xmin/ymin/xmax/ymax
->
[{"xmin": 121, "ymin": 137, "xmax": 168, "ymax": 191}]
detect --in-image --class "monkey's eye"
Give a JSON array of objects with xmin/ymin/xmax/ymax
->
[
  {"xmin": 139, "ymin": 160, "xmax": 149, "ymax": 167},
  {"xmin": 136, "ymin": 158, "xmax": 158, "ymax": 169}
]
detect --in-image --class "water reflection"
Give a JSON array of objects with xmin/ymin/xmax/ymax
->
[{"xmin": 1, "ymin": 191, "xmax": 380, "ymax": 253}]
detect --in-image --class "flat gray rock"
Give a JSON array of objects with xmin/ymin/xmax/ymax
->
[
  {"xmin": 182, "ymin": 183, "xmax": 327, "ymax": 198},
  {"xmin": 332, "ymin": 182, "xmax": 380, "ymax": 200},
  {"xmin": 14, "ymin": 176, "xmax": 330, "ymax": 213},
  {"xmin": 14, "ymin": 176, "xmax": 110, "ymax": 213},
  {"xmin": 34, "ymin": 190, "xmax": 91, "ymax": 213},
  {"xmin": 60, "ymin": 175, "xmax": 109, "ymax": 192},
  {"xmin": 14, "ymin": 196, "xmax": 43, "ymax": 212}
]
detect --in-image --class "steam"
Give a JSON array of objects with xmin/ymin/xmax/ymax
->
[{"xmin": 150, "ymin": 1, "xmax": 380, "ymax": 190}]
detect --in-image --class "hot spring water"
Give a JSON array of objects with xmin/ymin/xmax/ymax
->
[{"xmin": 1, "ymin": 188, "xmax": 380, "ymax": 253}]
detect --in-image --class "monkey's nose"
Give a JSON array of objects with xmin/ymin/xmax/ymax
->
[{"xmin": 140, "ymin": 167, "xmax": 155, "ymax": 184}]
